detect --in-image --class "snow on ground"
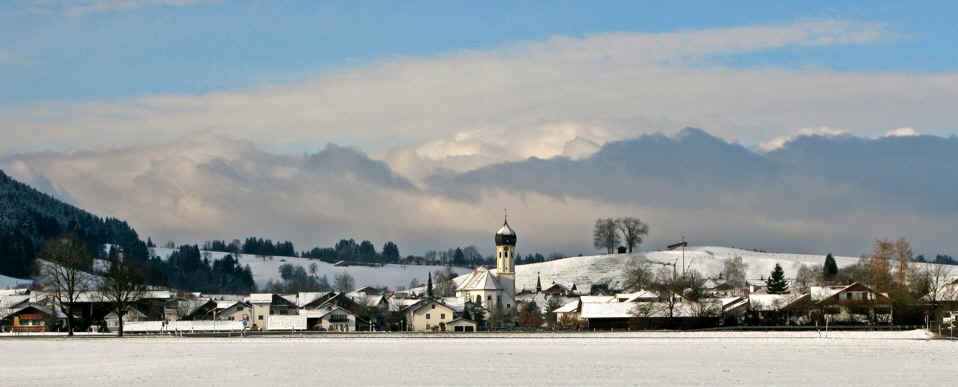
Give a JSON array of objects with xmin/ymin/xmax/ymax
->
[
  {"xmin": 514, "ymin": 246, "xmax": 951, "ymax": 292},
  {"xmin": 0, "ymin": 331, "xmax": 949, "ymax": 386},
  {"xmin": 150, "ymin": 248, "xmax": 470, "ymax": 290},
  {"xmin": 0, "ymin": 273, "xmax": 32, "ymax": 289}
]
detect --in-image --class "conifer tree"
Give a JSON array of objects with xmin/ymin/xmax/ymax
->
[
  {"xmin": 426, "ymin": 272, "xmax": 433, "ymax": 298},
  {"xmin": 823, "ymin": 253, "xmax": 838, "ymax": 282},
  {"xmin": 766, "ymin": 263, "xmax": 789, "ymax": 294}
]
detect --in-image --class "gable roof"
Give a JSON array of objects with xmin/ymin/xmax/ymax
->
[
  {"xmin": 403, "ymin": 298, "xmax": 455, "ymax": 314},
  {"xmin": 456, "ymin": 267, "xmax": 504, "ymax": 291},
  {"xmin": 553, "ymin": 299, "xmax": 580, "ymax": 313}
]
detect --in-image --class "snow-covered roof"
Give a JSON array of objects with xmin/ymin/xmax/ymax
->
[
  {"xmin": 249, "ymin": 293, "xmax": 274, "ymax": 303},
  {"xmin": 456, "ymin": 267, "xmax": 504, "ymax": 291},
  {"xmin": 616, "ymin": 291, "xmax": 657, "ymax": 302},
  {"xmin": 810, "ymin": 285, "xmax": 847, "ymax": 302},
  {"xmin": 388, "ymin": 298, "xmax": 421, "ymax": 311},
  {"xmin": 0, "ymin": 294, "xmax": 30, "ymax": 309},
  {"xmin": 748, "ymin": 294, "xmax": 792, "ymax": 312},
  {"xmin": 580, "ymin": 296, "xmax": 616, "ymax": 304},
  {"xmin": 580, "ymin": 302, "xmax": 635, "ymax": 319},
  {"xmin": 553, "ymin": 300, "xmax": 580, "ymax": 314}
]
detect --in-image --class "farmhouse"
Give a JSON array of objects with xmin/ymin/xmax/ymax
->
[
  {"xmin": 402, "ymin": 298, "xmax": 456, "ymax": 332},
  {"xmin": 784, "ymin": 282, "xmax": 892, "ymax": 324}
]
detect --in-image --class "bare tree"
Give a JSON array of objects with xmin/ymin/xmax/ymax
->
[
  {"xmin": 35, "ymin": 234, "xmax": 94, "ymax": 336},
  {"xmin": 794, "ymin": 264, "xmax": 819, "ymax": 293},
  {"xmin": 98, "ymin": 257, "xmax": 146, "ymax": 337},
  {"xmin": 722, "ymin": 256, "xmax": 748, "ymax": 289},
  {"xmin": 893, "ymin": 237, "xmax": 914, "ymax": 285},
  {"xmin": 433, "ymin": 266, "xmax": 458, "ymax": 297},
  {"xmin": 615, "ymin": 217, "xmax": 649, "ymax": 253},
  {"xmin": 921, "ymin": 264, "xmax": 953, "ymax": 304},
  {"xmin": 334, "ymin": 272, "xmax": 355, "ymax": 292},
  {"xmin": 593, "ymin": 218, "xmax": 619, "ymax": 254},
  {"xmin": 622, "ymin": 257, "xmax": 654, "ymax": 291},
  {"xmin": 651, "ymin": 266, "xmax": 681, "ymax": 319}
]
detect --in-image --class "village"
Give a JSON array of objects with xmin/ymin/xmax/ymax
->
[{"xmin": 4, "ymin": 217, "xmax": 957, "ymax": 336}]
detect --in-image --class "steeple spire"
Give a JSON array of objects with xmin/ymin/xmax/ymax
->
[{"xmin": 504, "ymin": 208, "xmax": 508, "ymax": 225}]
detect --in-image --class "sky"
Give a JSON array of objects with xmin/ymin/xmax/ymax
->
[{"xmin": 1, "ymin": 1, "xmax": 957, "ymax": 258}]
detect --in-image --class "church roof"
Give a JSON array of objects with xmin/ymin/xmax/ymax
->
[
  {"xmin": 495, "ymin": 217, "xmax": 517, "ymax": 246},
  {"xmin": 456, "ymin": 267, "xmax": 505, "ymax": 291}
]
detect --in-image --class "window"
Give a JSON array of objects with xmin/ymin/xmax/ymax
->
[
  {"xmin": 487, "ymin": 296, "xmax": 492, "ymax": 300},
  {"xmin": 258, "ymin": 315, "xmax": 263, "ymax": 320},
  {"xmin": 506, "ymin": 304, "xmax": 511, "ymax": 309},
  {"xmin": 426, "ymin": 313, "xmax": 431, "ymax": 319},
  {"xmin": 432, "ymin": 304, "xmax": 436, "ymax": 309},
  {"xmin": 441, "ymin": 313, "xmax": 445, "ymax": 319}
]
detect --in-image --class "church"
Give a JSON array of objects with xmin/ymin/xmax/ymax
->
[{"xmin": 455, "ymin": 216, "xmax": 518, "ymax": 311}]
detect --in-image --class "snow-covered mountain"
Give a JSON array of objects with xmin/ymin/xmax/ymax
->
[
  {"xmin": 513, "ymin": 246, "xmax": 935, "ymax": 293},
  {"xmin": 149, "ymin": 248, "xmax": 471, "ymax": 290}
]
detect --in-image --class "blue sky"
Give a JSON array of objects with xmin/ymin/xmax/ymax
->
[{"xmin": 2, "ymin": 1, "xmax": 956, "ymax": 105}]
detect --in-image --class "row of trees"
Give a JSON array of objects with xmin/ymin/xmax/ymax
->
[
  {"xmin": 262, "ymin": 263, "xmax": 358, "ymax": 293},
  {"xmin": 593, "ymin": 217, "xmax": 650, "ymax": 254},
  {"xmin": 35, "ymin": 234, "xmax": 260, "ymax": 337}
]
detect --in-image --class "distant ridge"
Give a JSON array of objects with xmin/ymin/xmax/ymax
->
[{"xmin": 0, "ymin": 169, "xmax": 149, "ymax": 278}]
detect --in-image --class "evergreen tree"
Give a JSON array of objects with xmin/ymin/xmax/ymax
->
[
  {"xmin": 766, "ymin": 263, "xmax": 789, "ymax": 294},
  {"xmin": 823, "ymin": 253, "xmax": 839, "ymax": 282},
  {"xmin": 426, "ymin": 272, "xmax": 433, "ymax": 298}
]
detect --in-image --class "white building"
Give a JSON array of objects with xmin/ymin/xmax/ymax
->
[{"xmin": 455, "ymin": 216, "xmax": 518, "ymax": 311}]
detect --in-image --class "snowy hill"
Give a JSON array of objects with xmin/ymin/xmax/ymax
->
[
  {"xmin": 149, "ymin": 248, "xmax": 471, "ymax": 290},
  {"xmin": 0, "ymin": 273, "xmax": 33, "ymax": 289},
  {"xmin": 511, "ymin": 246, "xmax": 938, "ymax": 293}
]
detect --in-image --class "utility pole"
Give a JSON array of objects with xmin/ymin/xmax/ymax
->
[{"xmin": 681, "ymin": 235, "xmax": 686, "ymax": 277}]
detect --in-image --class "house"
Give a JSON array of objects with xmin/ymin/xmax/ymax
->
[
  {"xmin": 302, "ymin": 305, "xmax": 358, "ymax": 332},
  {"xmin": 402, "ymin": 298, "xmax": 456, "ymax": 332},
  {"xmin": 0, "ymin": 305, "xmax": 62, "ymax": 333},
  {"xmin": 214, "ymin": 301, "xmax": 252, "ymax": 324},
  {"xmin": 249, "ymin": 293, "xmax": 299, "ymax": 330},
  {"xmin": 747, "ymin": 293, "xmax": 794, "ymax": 324},
  {"xmin": 104, "ymin": 307, "xmax": 148, "ymax": 330},
  {"xmin": 179, "ymin": 298, "xmax": 217, "ymax": 320},
  {"xmin": 541, "ymin": 281, "xmax": 577, "ymax": 297},
  {"xmin": 783, "ymin": 282, "xmax": 893, "ymax": 325}
]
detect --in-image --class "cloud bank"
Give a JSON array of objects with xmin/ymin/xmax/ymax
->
[
  {"xmin": 4, "ymin": 19, "xmax": 955, "ymax": 165},
  {"xmin": 2, "ymin": 129, "xmax": 956, "ymax": 258}
]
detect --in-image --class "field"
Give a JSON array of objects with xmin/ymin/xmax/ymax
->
[{"xmin": 0, "ymin": 331, "xmax": 951, "ymax": 386}]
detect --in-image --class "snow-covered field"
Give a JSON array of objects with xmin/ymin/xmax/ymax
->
[
  {"xmin": 149, "ymin": 247, "xmax": 471, "ymax": 289},
  {"xmin": 0, "ymin": 331, "xmax": 950, "ymax": 386}
]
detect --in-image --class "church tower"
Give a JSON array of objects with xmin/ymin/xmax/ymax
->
[{"xmin": 495, "ymin": 212, "xmax": 517, "ymax": 301}]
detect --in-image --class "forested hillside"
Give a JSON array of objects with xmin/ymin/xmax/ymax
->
[{"xmin": 0, "ymin": 170, "xmax": 148, "ymax": 277}]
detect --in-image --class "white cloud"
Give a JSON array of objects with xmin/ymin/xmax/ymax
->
[
  {"xmin": 758, "ymin": 126, "xmax": 848, "ymax": 152},
  {"xmin": 883, "ymin": 127, "xmax": 919, "ymax": 137},
  {"xmin": 5, "ymin": 18, "xmax": 942, "ymax": 165}
]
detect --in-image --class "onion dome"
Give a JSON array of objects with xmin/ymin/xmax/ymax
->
[{"xmin": 495, "ymin": 216, "xmax": 517, "ymax": 246}]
